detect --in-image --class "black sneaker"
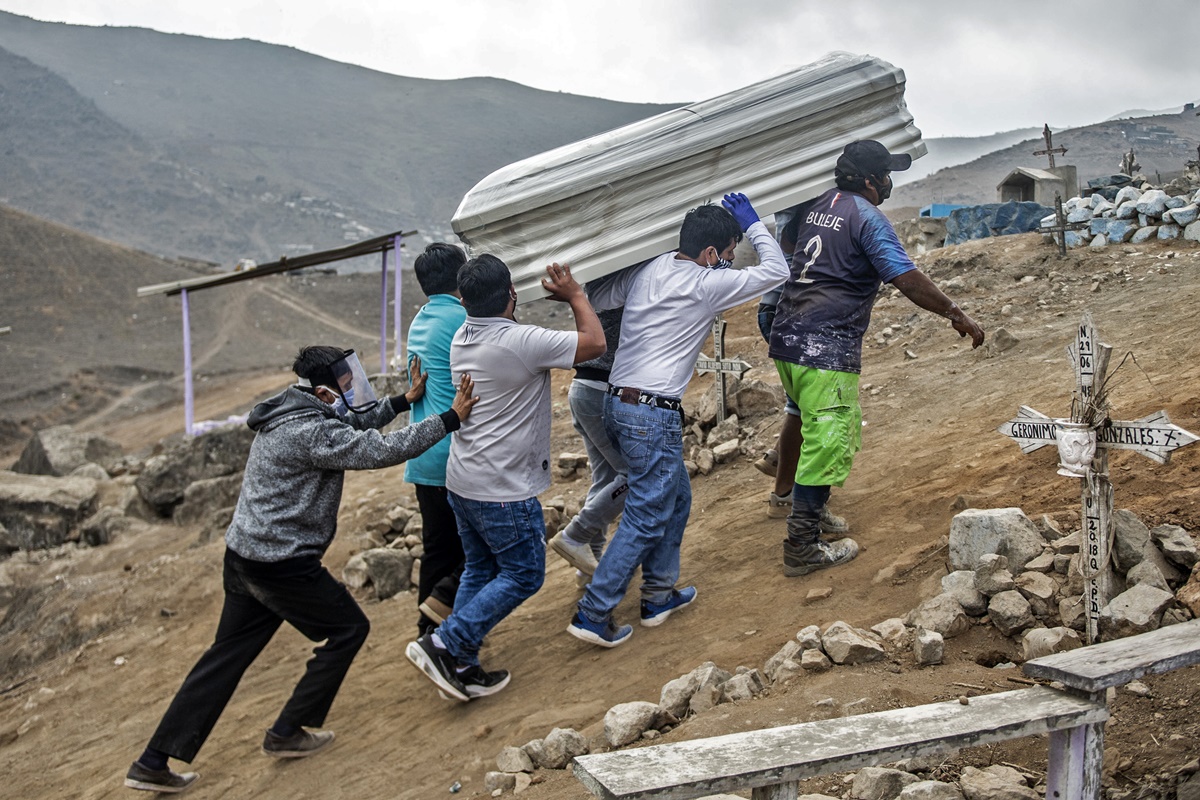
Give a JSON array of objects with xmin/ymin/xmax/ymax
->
[
  {"xmin": 124, "ymin": 762, "xmax": 200, "ymax": 794},
  {"xmin": 783, "ymin": 538, "xmax": 859, "ymax": 577},
  {"xmin": 405, "ymin": 633, "xmax": 470, "ymax": 702},
  {"xmin": 457, "ymin": 665, "xmax": 511, "ymax": 698},
  {"xmin": 261, "ymin": 728, "xmax": 335, "ymax": 758}
]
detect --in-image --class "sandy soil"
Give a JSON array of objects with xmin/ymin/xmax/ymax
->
[{"xmin": 2, "ymin": 232, "xmax": 1200, "ymax": 799}]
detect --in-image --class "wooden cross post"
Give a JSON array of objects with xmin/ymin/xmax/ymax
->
[
  {"xmin": 1045, "ymin": 192, "xmax": 1089, "ymax": 257},
  {"xmin": 1033, "ymin": 123, "xmax": 1068, "ymax": 169},
  {"xmin": 696, "ymin": 314, "xmax": 751, "ymax": 421},
  {"xmin": 998, "ymin": 313, "xmax": 1197, "ymax": 643}
]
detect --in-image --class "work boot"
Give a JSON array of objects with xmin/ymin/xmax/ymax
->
[
  {"xmin": 818, "ymin": 506, "xmax": 850, "ymax": 534},
  {"xmin": 783, "ymin": 538, "xmax": 859, "ymax": 577}
]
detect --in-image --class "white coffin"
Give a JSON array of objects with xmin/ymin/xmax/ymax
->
[{"xmin": 451, "ymin": 51, "xmax": 925, "ymax": 303}]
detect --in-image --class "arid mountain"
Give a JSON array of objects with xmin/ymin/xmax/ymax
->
[
  {"xmin": 893, "ymin": 111, "xmax": 1200, "ymax": 207},
  {"xmin": 0, "ymin": 11, "xmax": 677, "ymax": 265}
]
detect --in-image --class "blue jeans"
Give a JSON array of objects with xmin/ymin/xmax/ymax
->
[
  {"xmin": 577, "ymin": 395, "xmax": 690, "ymax": 623},
  {"xmin": 439, "ymin": 493, "xmax": 546, "ymax": 666},
  {"xmin": 562, "ymin": 380, "xmax": 628, "ymax": 551}
]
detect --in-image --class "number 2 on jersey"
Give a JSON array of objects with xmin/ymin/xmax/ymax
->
[{"xmin": 796, "ymin": 235, "xmax": 821, "ymax": 283}]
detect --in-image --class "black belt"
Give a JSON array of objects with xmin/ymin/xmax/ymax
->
[{"xmin": 608, "ymin": 385, "xmax": 683, "ymax": 412}]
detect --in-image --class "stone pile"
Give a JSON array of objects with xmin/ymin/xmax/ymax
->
[
  {"xmin": 482, "ymin": 504, "xmax": 1196, "ymax": 796},
  {"xmin": 1044, "ymin": 185, "xmax": 1200, "ymax": 248}
]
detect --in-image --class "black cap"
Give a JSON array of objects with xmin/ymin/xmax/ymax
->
[{"xmin": 835, "ymin": 140, "xmax": 912, "ymax": 179}]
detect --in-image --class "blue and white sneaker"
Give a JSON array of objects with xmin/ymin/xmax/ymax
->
[
  {"xmin": 567, "ymin": 612, "xmax": 633, "ymax": 648},
  {"xmin": 640, "ymin": 586, "xmax": 697, "ymax": 627}
]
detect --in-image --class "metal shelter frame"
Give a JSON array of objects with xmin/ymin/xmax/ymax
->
[{"xmin": 137, "ymin": 229, "xmax": 416, "ymax": 435}]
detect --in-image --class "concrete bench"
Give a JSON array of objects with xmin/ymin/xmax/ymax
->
[{"xmin": 572, "ymin": 686, "xmax": 1106, "ymax": 800}]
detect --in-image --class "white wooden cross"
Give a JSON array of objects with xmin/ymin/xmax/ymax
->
[
  {"xmin": 998, "ymin": 313, "xmax": 1197, "ymax": 643},
  {"xmin": 696, "ymin": 314, "xmax": 751, "ymax": 421}
]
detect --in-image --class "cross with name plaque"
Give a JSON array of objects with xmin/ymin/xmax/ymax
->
[
  {"xmin": 998, "ymin": 313, "xmax": 1197, "ymax": 642},
  {"xmin": 696, "ymin": 314, "xmax": 751, "ymax": 421}
]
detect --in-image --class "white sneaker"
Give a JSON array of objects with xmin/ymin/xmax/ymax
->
[{"xmin": 549, "ymin": 532, "xmax": 599, "ymax": 574}]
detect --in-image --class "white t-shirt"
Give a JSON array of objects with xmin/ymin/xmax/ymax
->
[
  {"xmin": 446, "ymin": 316, "xmax": 577, "ymax": 502},
  {"xmin": 589, "ymin": 220, "xmax": 789, "ymax": 399}
]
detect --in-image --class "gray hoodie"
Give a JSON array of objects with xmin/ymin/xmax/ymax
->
[{"xmin": 225, "ymin": 386, "xmax": 454, "ymax": 562}]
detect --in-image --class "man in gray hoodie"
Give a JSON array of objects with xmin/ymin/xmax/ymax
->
[{"xmin": 124, "ymin": 345, "xmax": 478, "ymax": 794}]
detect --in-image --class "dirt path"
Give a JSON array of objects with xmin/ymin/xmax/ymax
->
[{"xmin": 2, "ymin": 234, "xmax": 1200, "ymax": 799}]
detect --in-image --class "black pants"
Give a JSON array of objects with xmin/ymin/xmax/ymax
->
[
  {"xmin": 148, "ymin": 549, "xmax": 370, "ymax": 763},
  {"xmin": 414, "ymin": 484, "xmax": 464, "ymax": 633}
]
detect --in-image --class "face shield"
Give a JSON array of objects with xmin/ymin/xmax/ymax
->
[{"xmin": 323, "ymin": 350, "xmax": 379, "ymax": 413}]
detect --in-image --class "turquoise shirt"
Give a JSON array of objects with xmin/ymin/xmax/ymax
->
[{"xmin": 403, "ymin": 294, "xmax": 466, "ymax": 486}]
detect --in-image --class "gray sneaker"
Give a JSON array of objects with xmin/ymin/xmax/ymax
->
[
  {"xmin": 261, "ymin": 728, "xmax": 335, "ymax": 758},
  {"xmin": 549, "ymin": 532, "xmax": 599, "ymax": 574},
  {"xmin": 124, "ymin": 762, "xmax": 199, "ymax": 793},
  {"xmin": 783, "ymin": 538, "xmax": 859, "ymax": 577}
]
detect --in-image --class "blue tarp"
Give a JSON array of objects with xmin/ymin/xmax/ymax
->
[{"xmin": 944, "ymin": 201, "xmax": 1053, "ymax": 246}]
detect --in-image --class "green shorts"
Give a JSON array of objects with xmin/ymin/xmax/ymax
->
[{"xmin": 772, "ymin": 361, "xmax": 861, "ymax": 487}]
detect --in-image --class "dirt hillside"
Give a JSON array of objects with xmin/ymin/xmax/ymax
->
[{"xmin": 2, "ymin": 232, "xmax": 1200, "ymax": 799}]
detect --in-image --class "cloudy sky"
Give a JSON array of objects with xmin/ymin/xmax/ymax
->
[{"xmin": 2, "ymin": 0, "xmax": 1198, "ymax": 138}]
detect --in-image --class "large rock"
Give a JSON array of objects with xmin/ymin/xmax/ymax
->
[
  {"xmin": 764, "ymin": 641, "xmax": 803, "ymax": 682},
  {"xmin": 135, "ymin": 426, "xmax": 254, "ymax": 515},
  {"xmin": 974, "ymin": 554, "xmax": 1016, "ymax": 596},
  {"xmin": 913, "ymin": 628, "xmax": 944, "ymax": 666},
  {"xmin": 1186, "ymin": 220, "xmax": 1200, "ymax": 242},
  {"xmin": 0, "ymin": 471, "xmax": 98, "ymax": 551},
  {"xmin": 1131, "ymin": 225, "xmax": 1159, "ymax": 244},
  {"xmin": 988, "ymin": 590, "xmax": 1035, "ymax": 637},
  {"xmin": 941, "ymin": 571, "xmax": 987, "ymax": 616},
  {"xmin": 1169, "ymin": 204, "xmax": 1199, "ymax": 226},
  {"xmin": 539, "ymin": 727, "xmax": 588, "ymax": 769},
  {"xmin": 660, "ymin": 670, "xmax": 702, "ymax": 718},
  {"xmin": 907, "ymin": 594, "xmax": 970, "ymax": 639},
  {"xmin": 949, "ymin": 509, "xmax": 1045, "ymax": 572},
  {"xmin": 1134, "ymin": 189, "xmax": 1169, "ymax": 218},
  {"xmin": 1014, "ymin": 571, "xmax": 1059, "ymax": 618},
  {"xmin": 958, "ymin": 766, "xmax": 1038, "ymax": 800},
  {"xmin": 720, "ymin": 670, "xmax": 766, "ymax": 702},
  {"xmin": 496, "ymin": 745, "xmax": 534, "ymax": 773},
  {"xmin": 1021, "ymin": 627, "xmax": 1081, "ymax": 660},
  {"xmin": 1150, "ymin": 524, "xmax": 1197, "ymax": 570},
  {"xmin": 1099, "ymin": 583, "xmax": 1175, "ymax": 639},
  {"xmin": 689, "ymin": 663, "xmax": 733, "ymax": 714},
  {"xmin": 11, "ymin": 425, "xmax": 124, "ymax": 477},
  {"xmin": 899, "ymin": 781, "xmax": 964, "ymax": 800},
  {"xmin": 850, "ymin": 766, "xmax": 920, "ymax": 800},
  {"xmin": 359, "ymin": 548, "xmax": 414, "ymax": 599},
  {"xmin": 821, "ymin": 621, "xmax": 886, "ymax": 665},
  {"xmin": 729, "ymin": 379, "xmax": 785, "ymax": 417},
  {"xmin": 1126, "ymin": 560, "xmax": 1169, "ymax": 592},
  {"xmin": 174, "ymin": 473, "xmax": 244, "ymax": 526},
  {"xmin": 79, "ymin": 506, "xmax": 137, "ymax": 546},
  {"xmin": 1176, "ymin": 565, "xmax": 1200, "ymax": 617},
  {"xmin": 605, "ymin": 701, "xmax": 661, "ymax": 747}
]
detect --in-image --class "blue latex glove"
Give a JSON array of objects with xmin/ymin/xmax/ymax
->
[{"xmin": 722, "ymin": 192, "xmax": 760, "ymax": 231}]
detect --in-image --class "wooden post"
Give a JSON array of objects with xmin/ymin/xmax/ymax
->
[
  {"xmin": 393, "ymin": 233, "xmax": 404, "ymax": 371},
  {"xmin": 696, "ymin": 314, "xmax": 752, "ymax": 423},
  {"xmin": 752, "ymin": 782, "xmax": 800, "ymax": 799},
  {"xmin": 379, "ymin": 247, "xmax": 389, "ymax": 373},
  {"xmin": 998, "ymin": 313, "xmax": 1197, "ymax": 643},
  {"xmin": 713, "ymin": 315, "xmax": 728, "ymax": 421},
  {"xmin": 181, "ymin": 288, "xmax": 195, "ymax": 437}
]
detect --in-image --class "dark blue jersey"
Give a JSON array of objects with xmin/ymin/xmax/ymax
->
[{"xmin": 768, "ymin": 188, "xmax": 916, "ymax": 374}]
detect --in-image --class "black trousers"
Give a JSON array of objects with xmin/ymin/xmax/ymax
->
[
  {"xmin": 414, "ymin": 484, "xmax": 464, "ymax": 633},
  {"xmin": 148, "ymin": 549, "xmax": 370, "ymax": 763}
]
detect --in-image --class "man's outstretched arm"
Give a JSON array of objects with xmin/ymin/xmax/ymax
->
[{"xmin": 890, "ymin": 270, "xmax": 985, "ymax": 348}]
